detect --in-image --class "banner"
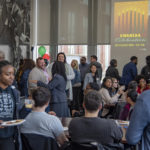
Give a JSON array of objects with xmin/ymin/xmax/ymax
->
[{"xmin": 113, "ymin": 1, "xmax": 148, "ymax": 48}]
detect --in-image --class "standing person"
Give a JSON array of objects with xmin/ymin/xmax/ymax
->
[
  {"xmin": 87, "ymin": 55, "xmax": 102, "ymax": 81},
  {"xmin": 47, "ymin": 52, "xmax": 75, "ymax": 101},
  {"xmin": 30, "ymin": 61, "xmax": 70, "ymax": 117},
  {"xmin": 79, "ymin": 56, "xmax": 89, "ymax": 110},
  {"xmin": 126, "ymin": 90, "xmax": 150, "ymax": 150},
  {"xmin": 28, "ymin": 57, "xmax": 49, "ymax": 95},
  {"xmin": 105, "ymin": 59, "xmax": 121, "ymax": 81},
  {"xmin": 120, "ymin": 56, "xmax": 138, "ymax": 88},
  {"xmin": 69, "ymin": 91, "xmax": 123, "ymax": 149},
  {"xmin": 83, "ymin": 64, "xmax": 101, "ymax": 90},
  {"xmin": 0, "ymin": 51, "xmax": 18, "ymax": 88},
  {"xmin": 141, "ymin": 55, "xmax": 150, "ymax": 79},
  {"xmin": 18, "ymin": 59, "xmax": 35, "ymax": 97},
  {"xmin": 71, "ymin": 60, "xmax": 81, "ymax": 116},
  {"xmin": 0, "ymin": 61, "xmax": 21, "ymax": 150},
  {"xmin": 79, "ymin": 56, "xmax": 89, "ymax": 84}
]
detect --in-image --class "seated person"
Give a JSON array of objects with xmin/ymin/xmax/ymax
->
[
  {"xmin": 126, "ymin": 90, "xmax": 150, "ymax": 150},
  {"xmin": 119, "ymin": 89, "xmax": 138, "ymax": 120},
  {"xmin": 69, "ymin": 91, "xmax": 123, "ymax": 149},
  {"xmin": 20, "ymin": 87, "xmax": 68, "ymax": 146},
  {"xmin": 135, "ymin": 75, "xmax": 148, "ymax": 94},
  {"xmin": 99, "ymin": 77, "xmax": 124, "ymax": 117},
  {"xmin": 84, "ymin": 82, "xmax": 100, "ymax": 95}
]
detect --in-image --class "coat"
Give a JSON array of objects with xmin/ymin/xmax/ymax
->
[
  {"xmin": 47, "ymin": 62, "xmax": 75, "ymax": 100},
  {"xmin": 37, "ymin": 74, "xmax": 70, "ymax": 117},
  {"xmin": 120, "ymin": 62, "xmax": 137, "ymax": 86}
]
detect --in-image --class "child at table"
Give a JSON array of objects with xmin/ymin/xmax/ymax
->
[{"xmin": 119, "ymin": 89, "xmax": 138, "ymax": 120}]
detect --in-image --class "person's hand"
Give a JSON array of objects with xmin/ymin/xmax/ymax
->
[
  {"xmin": 48, "ymin": 111, "xmax": 56, "ymax": 116},
  {"xmin": 0, "ymin": 120, "xmax": 4, "ymax": 128},
  {"xmin": 72, "ymin": 110, "xmax": 79, "ymax": 117},
  {"xmin": 29, "ymin": 80, "xmax": 37, "ymax": 84},
  {"xmin": 48, "ymin": 77, "xmax": 52, "ymax": 81},
  {"xmin": 118, "ymin": 89, "xmax": 124, "ymax": 95}
]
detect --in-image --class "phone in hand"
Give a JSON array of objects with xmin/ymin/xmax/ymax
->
[{"xmin": 119, "ymin": 85, "xmax": 125, "ymax": 91}]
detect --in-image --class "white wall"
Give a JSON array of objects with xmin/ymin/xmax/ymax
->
[{"xmin": 0, "ymin": 45, "xmax": 11, "ymax": 61}]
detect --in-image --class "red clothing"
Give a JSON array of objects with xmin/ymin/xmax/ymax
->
[{"xmin": 137, "ymin": 86, "xmax": 148, "ymax": 94}]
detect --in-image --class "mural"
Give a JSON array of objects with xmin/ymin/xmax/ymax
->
[{"xmin": 0, "ymin": 0, "xmax": 30, "ymax": 68}]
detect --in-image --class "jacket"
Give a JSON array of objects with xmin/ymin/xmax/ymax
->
[
  {"xmin": 47, "ymin": 62, "xmax": 75, "ymax": 100},
  {"xmin": 87, "ymin": 62, "xmax": 102, "ymax": 81},
  {"xmin": 106, "ymin": 66, "xmax": 120, "ymax": 81},
  {"xmin": 126, "ymin": 90, "xmax": 150, "ymax": 150},
  {"xmin": 37, "ymin": 74, "xmax": 67, "ymax": 103},
  {"xmin": 19, "ymin": 69, "xmax": 31, "ymax": 97},
  {"xmin": 71, "ymin": 69, "xmax": 81, "ymax": 87},
  {"xmin": 0, "ymin": 86, "xmax": 22, "ymax": 150},
  {"xmin": 120, "ymin": 62, "xmax": 137, "ymax": 86},
  {"xmin": 83, "ymin": 73, "xmax": 101, "ymax": 90}
]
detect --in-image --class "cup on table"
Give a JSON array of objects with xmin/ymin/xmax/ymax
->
[{"xmin": 25, "ymin": 99, "xmax": 33, "ymax": 109}]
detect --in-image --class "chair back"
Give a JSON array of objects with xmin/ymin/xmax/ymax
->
[
  {"xmin": 21, "ymin": 133, "xmax": 59, "ymax": 150},
  {"xmin": 71, "ymin": 142, "xmax": 103, "ymax": 150}
]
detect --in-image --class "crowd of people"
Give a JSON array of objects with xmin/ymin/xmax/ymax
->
[{"xmin": 0, "ymin": 51, "xmax": 150, "ymax": 150}]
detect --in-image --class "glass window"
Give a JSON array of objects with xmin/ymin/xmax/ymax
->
[{"xmin": 58, "ymin": 45, "xmax": 87, "ymax": 64}]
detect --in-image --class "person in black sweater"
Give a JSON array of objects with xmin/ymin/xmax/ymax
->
[
  {"xmin": 69, "ymin": 90, "xmax": 123, "ymax": 149},
  {"xmin": 106, "ymin": 59, "xmax": 120, "ymax": 81}
]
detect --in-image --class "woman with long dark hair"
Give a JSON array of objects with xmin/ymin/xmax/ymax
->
[
  {"xmin": 83, "ymin": 64, "xmax": 101, "ymax": 90},
  {"xmin": 19, "ymin": 59, "xmax": 35, "ymax": 97},
  {"xmin": 99, "ymin": 77, "xmax": 124, "ymax": 117},
  {"xmin": 47, "ymin": 52, "xmax": 75, "ymax": 101},
  {"xmin": 31, "ymin": 61, "xmax": 70, "ymax": 117}
]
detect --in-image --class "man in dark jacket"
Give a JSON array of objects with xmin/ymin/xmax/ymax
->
[
  {"xmin": 87, "ymin": 55, "xmax": 102, "ymax": 81},
  {"xmin": 120, "ymin": 56, "xmax": 138, "ymax": 87},
  {"xmin": 105, "ymin": 59, "xmax": 120, "ymax": 81},
  {"xmin": 141, "ymin": 56, "xmax": 150, "ymax": 79},
  {"xmin": 0, "ymin": 61, "xmax": 21, "ymax": 150}
]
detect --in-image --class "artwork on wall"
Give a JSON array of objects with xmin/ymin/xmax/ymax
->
[{"xmin": 0, "ymin": 0, "xmax": 30, "ymax": 68}]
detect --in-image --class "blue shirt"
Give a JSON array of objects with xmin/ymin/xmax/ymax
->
[
  {"xmin": 126, "ymin": 90, "xmax": 150, "ymax": 150},
  {"xmin": 120, "ymin": 62, "xmax": 137, "ymax": 86}
]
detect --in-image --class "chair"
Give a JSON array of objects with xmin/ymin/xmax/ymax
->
[
  {"xmin": 21, "ymin": 133, "xmax": 60, "ymax": 150},
  {"xmin": 70, "ymin": 142, "xmax": 103, "ymax": 150}
]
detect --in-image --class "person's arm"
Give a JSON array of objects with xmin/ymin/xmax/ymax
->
[
  {"xmin": 131, "ymin": 65, "xmax": 137, "ymax": 78},
  {"xmin": 126, "ymin": 96, "xmax": 149, "ymax": 145},
  {"xmin": 83, "ymin": 73, "xmax": 89, "ymax": 90},
  {"xmin": 98, "ymin": 64, "xmax": 102, "ymax": 81},
  {"xmin": 28, "ymin": 69, "xmax": 40, "ymax": 88},
  {"xmin": 49, "ymin": 117, "xmax": 68, "ymax": 146},
  {"xmin": 66, "ymin": 64, "xmax": 75, "ymax": 80},
  {"xmin": 101, "ymin": 88, "xmax": 120, "ymax": 104},
  {"xmin": 56, "ymin": 133, "xmax": 68, "ymax": 146},
  {"xmin": 37, "ymin": 76, "xmax": 59, "ymax": 90},
  {"xmin": 46, "ymin": 63, "xmax": 53, "ymax": 78},
  {"xmin": 0, "ymin": 120, "xmax": 4, "ymax": 128},
  {"xmin": 110, "ymin": 120, "xmax": 123, "ymax": 142}
]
